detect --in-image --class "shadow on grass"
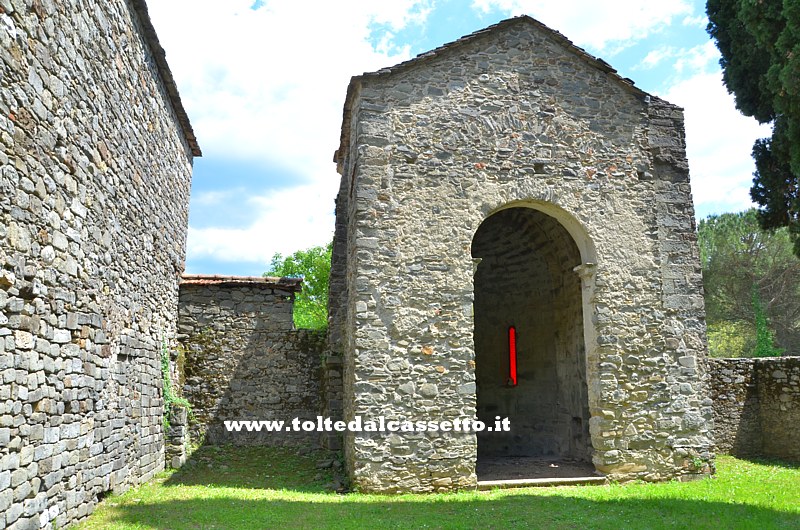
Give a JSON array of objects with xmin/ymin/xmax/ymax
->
[
  {"xmin": 730, "ymin": 455, "xmax": 800, "ymax": 469},
  {"xmin": 165, "ymin": 444, "xmax": 338, "ymax": 492},
  {"xmin": 107, "ymin": 448, "xmax": 798, "ymax": 529},
  {"xmin": 93, "ymin": 493, "xmax": 800, "ymax": 530}
]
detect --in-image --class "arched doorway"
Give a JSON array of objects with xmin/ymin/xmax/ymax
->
[{"xmin": 472, "ymin": 207, "xmax": 593, "ymax": 480}]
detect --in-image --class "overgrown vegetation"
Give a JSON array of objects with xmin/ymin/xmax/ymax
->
[
  {"xmin": 697, "ymin": 209, "xmax": 799, "ymax": 357},
  {"xmin": 752, "ymin": 291, "xmax": 783, "ymax": 358},
  {"xmin": 160, "ymin": 339, "xmax": 192, "ymax": 431},
  {"xmin": 264, "ymin": 242, "xmax": 332, "ymax": 330},
  {"xmin": 76, "ymin": 447, "xmax": 800, "ymax": 529}
]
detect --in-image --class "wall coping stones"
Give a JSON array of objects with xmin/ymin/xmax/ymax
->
[{"xmin": 180, "ymin": 274, "xmax": 303, "ymax": 292}]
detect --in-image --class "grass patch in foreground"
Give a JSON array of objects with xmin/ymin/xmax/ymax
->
[{"xmin": 77, "ymin": 447, "xmax": 800, "ymax": 530}]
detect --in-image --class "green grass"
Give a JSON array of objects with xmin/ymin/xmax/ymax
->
[{"xmin": 77, "ymin": 447, "xmax": 800, "ymax": 530}]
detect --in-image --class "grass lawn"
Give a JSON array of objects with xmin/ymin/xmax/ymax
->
[{"xmin": 77, "ymin": 447, "xmax": 800, "ymax": 529}]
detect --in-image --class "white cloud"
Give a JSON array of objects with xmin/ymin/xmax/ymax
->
[
  {"xmin": 186, "ymin": 182, "xmax": 337, "ymax": 265},
  {"xmin": 636, "ymin": 41, "xmax": 718, "ymax": 75},
  {"xmin": 660, "ymin": 72, "xmax": 772, "ymax": 217},
  {"xmin": 146, "ymin": 0, "xmax": 430, "ymax": 267},
  {"xmin": 682, "ymin": 14, "xmax": 708, "ymax": 29},
  {"xmin": 470, "ymin": 0, "xmax": 694, "ymax": 53},
  {"xmin": 192, "ymin": 189, "xmax": 239, "ymax": 207},
  {"xmin": 639, "ymin": 46, "xmax": 677, "ymax": 70},
  {"xmin": 148, "ymin": 0, "xmax": 428, "ymax": 176},
  {"xmin": 673, "ymin": 40, "xmax": 718, "ymax": 75}
]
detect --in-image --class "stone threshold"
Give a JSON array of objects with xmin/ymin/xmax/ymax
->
[{"xmin": 477, "ymin": 476, "xmax": 608, "ymax": 490}]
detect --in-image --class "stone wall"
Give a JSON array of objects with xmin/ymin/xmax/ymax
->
[
  {"xmin": 708, "ymin": 357, "xmax": 800, "ymax": 462},
  {"xmin": 178, "ymin": 276, "xmax": 326, "ymax": 446},
  {"xmin": 331, "ymin": 16, "xmax": 713, "ymax": 492},
  {"xmin": 319, "ymin": 351, "xmax": 344, "ymax": 450},
  {"xmin": 0, "ymin": 0, "xmax": 197, "ymax": 527}
]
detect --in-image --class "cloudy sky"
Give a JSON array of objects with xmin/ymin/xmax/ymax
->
[{"xmin": 147, "ymin": 0, "xmax": 770, "ymax": 277}]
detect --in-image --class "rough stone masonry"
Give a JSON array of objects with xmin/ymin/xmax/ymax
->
[
  {"xmin": 0, "ymin": 2, "xmax": 727, "ymax": 525},
  {"xmin": 330, "ymin": 16, "xmax": 714, "ymax": 492},
  {"xmin": 708, "ymin": 357, "xmax": 800, "ymax": 462},
  {"xmin": 177, "ymin": 275, "xmax": 327, "ymax": 447},
  {"xmin": 0, "ymin": 0, "xmax": 199, "ymax": 528}
]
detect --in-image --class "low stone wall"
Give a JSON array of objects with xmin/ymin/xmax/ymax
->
[
  {"xmin": 708, "ymin": 357, "xmax": 800, "ymax": 462},
  {"xmin": 165, "ymin": 406, "xmax": 189, "ymax": 469},
  {"xmin": 178, "ymin": 276, "xmax": 327, "ymax": 446},
  {"xmin": 320, "ymin": 352, "xmax": 344, "ymax": 450}
]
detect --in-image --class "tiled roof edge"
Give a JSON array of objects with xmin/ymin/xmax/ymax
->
[{"xmin": 180, "ymin": 274, "xmax": 303, "ymax": 292}]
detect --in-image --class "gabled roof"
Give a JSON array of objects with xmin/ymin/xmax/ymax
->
[
  {"xmin": 132, "ymin": 0, "xmax": 201, "ymax": 157},
  {"xmin": 334, "ymin": 15, "xmax": 652, "ymax": 168}
]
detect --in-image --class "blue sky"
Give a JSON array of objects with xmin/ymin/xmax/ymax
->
[{"xmin": 148, "ymin": 0, "xmax": 770, "ymax": 277}]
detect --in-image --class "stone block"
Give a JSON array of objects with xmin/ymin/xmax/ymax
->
[{"xmin": 14, "ymin": 331, "xmax": 34, "ymax": 350}]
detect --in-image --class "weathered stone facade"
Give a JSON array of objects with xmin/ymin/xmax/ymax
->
[
  {"xmin": 0, "ymin": 0, "xmax": 198, "ymax": 527},
  {"xmin": 708, "ymin": 357, "xmax": 800, "ymax": 462},
  {"xmin": 178, "ymin": 276, "xmax": 326, "ymax": 446},
  {"xmin": 330, "ymin": 16, "xmax": 713, "ymax": 492}
]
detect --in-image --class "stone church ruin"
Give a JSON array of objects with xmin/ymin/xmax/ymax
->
[
  {"xmin": 3, "ymin": 2, "xmax": 800, "ymax": 527},
  {"xmin": 328, "ymin": 15, "xmax": 715, "ymax": 491}
]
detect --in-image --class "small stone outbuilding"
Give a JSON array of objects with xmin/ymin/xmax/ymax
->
[{"xmin": 329, "ymin": 16, "xmax": 714, "ymax": 492}]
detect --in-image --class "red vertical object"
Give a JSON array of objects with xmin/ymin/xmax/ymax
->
[{"xmin": 508, "ymin": 326, "xmax": 517, "ymax": 386}]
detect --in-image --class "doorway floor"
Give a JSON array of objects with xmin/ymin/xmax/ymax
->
[{"xmin": 476, "ymin": 456, "xmax": 599, "ymax": 481}]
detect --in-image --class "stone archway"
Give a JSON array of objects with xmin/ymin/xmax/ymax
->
[{"xmin": 471, "ymin": 206, "xmax": 593, "ymax": 479}]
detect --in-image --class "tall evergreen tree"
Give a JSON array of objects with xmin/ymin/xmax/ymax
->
[{"xmin": 706, "ymin": 0, "xmax": 800, "ymax": 256}]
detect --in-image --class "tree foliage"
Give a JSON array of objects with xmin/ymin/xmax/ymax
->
[
  {"xmin": 752, "ymin": 290, "xmax": 784, "ymax": 357},
  {"xmin": 697, "ymin": 209, "xmax": 799, "ymax": 357},
  {"xmin": 265, "ymin": 242, "xmax": 332, "ymax": 330},
  {"xmin": 706, "ymin": 0, "xmax": 800, "ymax": 256},
  {"xmin": 706, "ymin": 320, "xmax": 755, "ymax": 359}
]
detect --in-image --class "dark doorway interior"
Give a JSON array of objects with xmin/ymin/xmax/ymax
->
[{"xmin": 471, "ymin": 207, "xmax": 592, "ymax": 479}]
